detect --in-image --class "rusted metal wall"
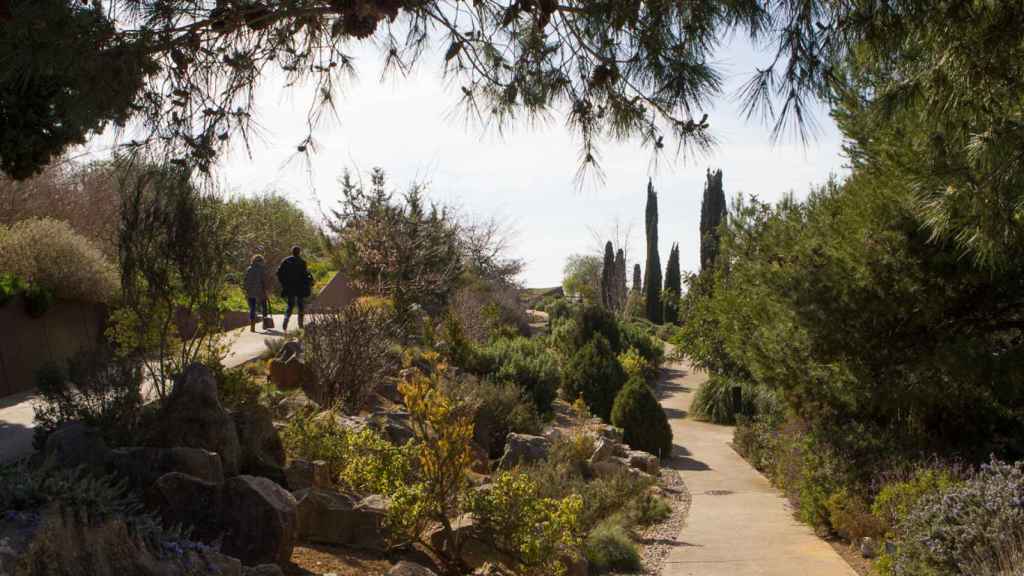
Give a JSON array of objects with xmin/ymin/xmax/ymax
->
[{"xmin": 0, "ymin": 297, "xmax": 107, "ymax": 397}]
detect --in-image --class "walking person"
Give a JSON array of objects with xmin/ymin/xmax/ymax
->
[
  {"xmin": 276, "ymin": 245, "xmax": 313, "ymax": 331},
  {"xmin": 243, "ymin": 254, "xmax": 269, "ymax": 332}
]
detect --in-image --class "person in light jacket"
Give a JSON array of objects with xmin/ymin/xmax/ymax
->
[{"xmin": 243, "ymin": 254, "xmax": 269, "ymax": 332}]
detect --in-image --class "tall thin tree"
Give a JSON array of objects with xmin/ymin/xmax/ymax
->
[
  {"xmin": 700, "ymin": 169, "xmax": 727, "ymax": 271},
  {"xmin": 663, "ymin": 243, "xmax": 682, "ymax": 324},
  {"xmin": 614, "ymin": 248, "xmax": 627, "ymax": 313},
  {"xmin": 632, "ymin": 263, "xmax": 642, "ymax": 292},
  {"xmin": 643, "ymin": 180, "xmax": 663, "ymax": 324},
  {"xmin": 600, "ymin": 240, "xmax": 615, "ymax": 309}
]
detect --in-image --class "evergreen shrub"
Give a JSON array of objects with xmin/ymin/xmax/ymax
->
[{"xmin": 610, "ymin": 375, "xmax": 673, "ymax": 458}]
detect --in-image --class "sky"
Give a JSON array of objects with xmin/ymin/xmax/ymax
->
[{"xmin": 101, "ymin": 30, "xmax": 849, "ymax": 288}]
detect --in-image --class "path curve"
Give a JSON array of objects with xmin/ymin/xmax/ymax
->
[{"xmin": 658, "ymin": 360, "xmax": 857, "ymax": 576}]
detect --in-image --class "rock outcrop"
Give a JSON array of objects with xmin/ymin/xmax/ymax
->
[
  {"xmin": 222, "ymin": 475, "xmax": 298, "ymax": 566},
  {"xmin": 107, "ymin": 446, "xmax": 225, "ymax": 493},
  {"xmin": 497, "ymin": 433, "xmax": 551, "ymax": 469},
  {"xmin": 388, "ymin": 561, "xmax": 439, "ymax": 575},
  {"xmin": 147, "ymin": 472, "xmax": 223, "ymax": 542},
  {"xmin": 145, "ymin": 364, "xmax": 241, "ymax": 476},
  {"xmin": 294, "ymin": 488, "xmax": 390, "ymax": 552},
  {"xmin": 234, "ymin": 404, "xmax": 286, "ymax": 482}
]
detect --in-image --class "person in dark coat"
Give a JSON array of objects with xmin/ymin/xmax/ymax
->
[
  {"xmin": 276, "ymin": 245, "xmax": 313, "ymax": 331},
  {"xmin": 242, "ymin": 254, "xmax": 269, "ymax": 332}
]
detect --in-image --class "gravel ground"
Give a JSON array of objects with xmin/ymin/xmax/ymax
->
[{"xmin": 614, "ymin": 467, "xmax": 691, "ymax": 575}]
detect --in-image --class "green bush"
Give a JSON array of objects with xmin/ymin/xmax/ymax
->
[
  {"xmin": 825, "ymin": 488, "xmax": 885, "ymax": 541},
  {"xmin": 442, "ymin": 374, "xmax": 542, "ymax": 458},
  {"xmin": 0, "ymin": 218, "xmax": 118, "ymax": 304},
  {"xmin": 0, "ymin": 272, "xmax": 22, "ymax": 306},
  {"xmin": 611, "ymin": 375, "xmax": 673, "ymax": 458},
  {"xmin": 473, "ymin": 336, "xmax": 559, "ymax": 415},
  {"xmin": 584, "ymin": 516, "xmax": 642, "ymax": 573},
  {"xmin": 691, "ymin": 375, "xmax": 776, "ymax": 425},
  {"xmin": 561, "ymin": 334, "xmax": 626, "ymax": 421},
  {"xmin": 619, "ymin": 321, "xmax": 664, "ymax": 371},
  {"xmin": 32, "ymin": 348, "xmax": 144, "ymax": 449},
  {"xmin": 22, "ymin": 282, "xmax": 54, "ymax": 318},
  {"xmin": 573, "ymin": 305, "xmax": 622, "ymax": 353},
  {"xmin": 546, "ymin": 296, "xmax": 574, "ymax": 324},
  {"xmin": 280, "ymin": 411, "xmax": 351, "ymax": 480},
  {"xmin": 733, "ymin": 413, "xmax": 781, "ymax": 473},
  {"xmin": 628, "ymin": 491, "xmax": 672, "ymax": 526},
  {"xmin": 872, "ymin": 467, "xmax": 959, "ymax": 537},
  {"xmin": 884, "ymin": 459, "xmax": 1024, "ymax": 576}
]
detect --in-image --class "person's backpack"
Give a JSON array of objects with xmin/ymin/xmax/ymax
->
[{"xmin": 301, "ymin": 270, "xmax": 314, "ymax": 298}]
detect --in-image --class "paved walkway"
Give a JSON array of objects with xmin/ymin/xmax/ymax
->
[
  {"xmin": 659, "ymin": 361, "xmax": 857, "ymax": 576},
  {"xmin": 0, "ymin": 315, "xmax": 290, "ymax": 463}
]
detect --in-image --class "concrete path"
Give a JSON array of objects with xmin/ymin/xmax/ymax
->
[
  {"xmin": 0, "ymin": 315, "xmax": 292, "ymax": 463},
  {"xmin": 659, "ymin": 361, "xmax": 857, "ymax": 576}
]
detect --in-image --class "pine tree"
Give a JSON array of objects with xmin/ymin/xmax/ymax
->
[
  {"xmin": 700, "ymin": 169, "xmax": 727, "ymax": 272},
  {"xmin": 600, "ymin": 241, "xmax": 615, "ymax": 309},
  {"xmin": 643, "ymin": 180, "xmax": 663, "ymax": 324},
  {"xmin": 614, "ymin": 248, "xmax": 627, "ymax": 313},
  {"xmin": 632, "ymin": 264, "xmax": 642, "ymax": 292},
  {"xmin": 663, "ymin": 243, "xmax": 682, "ymax": 324}
]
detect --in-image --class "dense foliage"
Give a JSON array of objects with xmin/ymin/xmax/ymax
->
[
  {"xmin": 611, "ymin": 375, "xmax": 673, "ymax": 458},
  {"xmin": 0, "ymin": 217, "xmax": 119, "ymax": 304},
  {"xmin": 699, "ymin": 168, "xmax": 726, "ymax": 271},
  {"xmin": 662, "ymin": 243, "xmax": 681, "ymax": 324},
  {"xmin": 563, "ymin": 254, "xmax": 602, "ymax": 304},
  {"xmin": 471, "ymin": 336, "xmax": 559, "ymax": 416},
  {"xmin": 561, "ymin": 334, "xmax": 626, "ymax": 421}
]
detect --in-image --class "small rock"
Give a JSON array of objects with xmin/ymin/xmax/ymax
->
[
  {"xmin": 243, "ymin": 565, "xmax": 285, "ymax": 576},
  {"xmin": 626, "ymin": 450, "xmax": 660, "ymax": 476},
  {"xmin": 497, "ymin": 433, "xmax": 551, "ymax": 469},
  {"xmin": 387, "ymin": 561, "xmax": 439, "ymax": 576},
  {"xmin": 376, "ymin": 379, "xmax": 404, "ymax": 404},
  {"xmin": 370, "ymin": 410, "xmax": 415, "ymax": 446},
  {"xmin": 222, "ymin": 475, "xmax": 298, "ymax": 566},
  {"xmin": 147, "ymin": 472, "xmax": 223, "ymax": 542},
  {"xmin": 860, "ymin": 536, "xmax": 877, "ymax": 559},
  {"xmin": 285, "ymin": 459, "xmax": 331, "ymax": 492},
  {"xmin": 588, "ymin": 437, "xmax": 615, "ymax": 464},
  {"xmin": 278, "ymin": 340, "xmax": 303, "ymax": 363},
  {"xmin": 274, "ymin": 390, "xmax": 320, "ymax": 420}
]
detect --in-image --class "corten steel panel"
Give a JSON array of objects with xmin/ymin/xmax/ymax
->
[{"xmin": 0, "ymin": 298, "xmax": 106, "ymax": 398}]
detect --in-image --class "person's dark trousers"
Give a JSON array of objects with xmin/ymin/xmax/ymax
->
[
  {"xmin": 247, "ymin": 297, "xmax": 268, "ymax": 321},
  {"xmin": 284, "ymin": 295, "xmax": 305, "ymax": 330}
]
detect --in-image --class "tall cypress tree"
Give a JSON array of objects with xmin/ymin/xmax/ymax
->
[
  {"xmin": 663, "ymin": 243, "xmax": 682, "ymax": 324},
  {"xmin": 600, "ymin": 240, "xmax": 615, "ymax": 309},
  {"xmin": 614, "ymin": 248, "xmax": 627, "ymax": 312},
  {"xmin": 700, "ymin": 168, "xmax": 727, "ymax": 271},
  {"xmin": 643, "ymin": 180, "xmax": 663, "ymax": 324},
  {"xmin": 632, "ymin": 263, "xmax": 642, "ymax": 291}
]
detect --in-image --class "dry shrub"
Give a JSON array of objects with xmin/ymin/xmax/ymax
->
[
  {"xmin": 302, "ymin": 301, "xmax": 398, "ymax": 410},
  {"xmin": 448, "ymin": 279, "xmax": 529, "ymax": 342},
  {"xmin": 0, "ymin": 218, "xmax": 118, "ymax": 303}
]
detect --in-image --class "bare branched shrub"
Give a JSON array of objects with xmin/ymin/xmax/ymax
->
[{"xmin": 302, "ymin": 301, "xmax": 398, "ymax": 411}]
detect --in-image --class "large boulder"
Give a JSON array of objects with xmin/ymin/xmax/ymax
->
[
  {"xmin": 145, "ymin": 364, "xmax": 241, "ymax": 476},
  {"xmin": 222, "ymin": 475, "xmax": 298, "ymax": 566},
  {"xmin": 268, "ymin": 357, "xmax": 315, "ymax": 392},
  {"xmin": 497, "ymin": 433, "xmax": 551, "ymax": 469},
  {"xmin": 388, "ymin": 561, "xmax": 439, "ymax": 576},
  {"xmin": 293, "ymin": 489, "xmax": 390, "ymax": 552},
  {"xmin": 39, "ymin": 422, "xmax": 110, "ymax": 473},
  {"xmin": 427, "ymin": 518, "xmax": 514, "ymax": 572},
  {"xmin": 146, "ymin": 472, "xmax": 223, "ymax": 542},
  {"xmin": 284, "ymin": 459, "xmax": 331, "ymax": 492},
  {"xmin": 0, "ymin": 508, "xmax": 241, "ymax": 576},
  {"xmin": 588, "ymin": 437, "xmax": 616, "ymax": 465},
  {"xmin": 107, "ymin": 446, "xmax": 224, "ymax": 493},
  {"xmin": 234, "ymin": 404, "xmax": 286, "ymax": 482}
]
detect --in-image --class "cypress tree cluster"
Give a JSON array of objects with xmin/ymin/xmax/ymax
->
[
  {"xmin": 643, "ymin": 180, "xmax": 663, "ymax": 324},
  {"xmin": 700, "ymin": 168, "xmax": 727, "ymax": 272},
  {"xmin": 663, "ymin": 243, "xmax": 682, "ymax": 324}
]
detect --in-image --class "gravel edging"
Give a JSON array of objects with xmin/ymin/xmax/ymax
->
[{"xmin": 626, "ymin": 467, "xmax": 691, "ymax": 575}]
